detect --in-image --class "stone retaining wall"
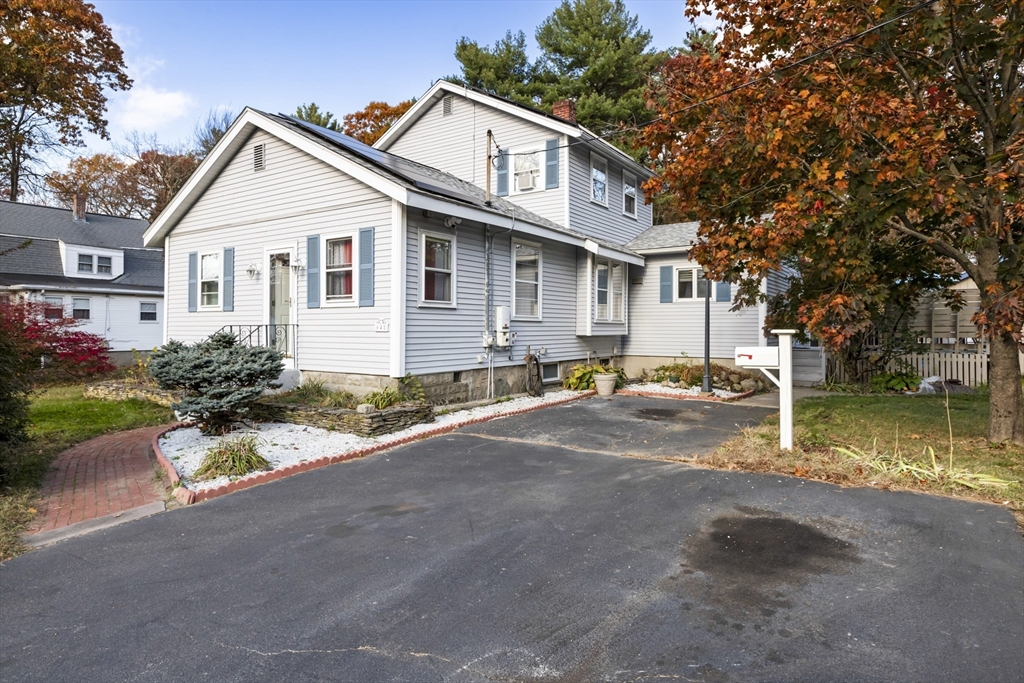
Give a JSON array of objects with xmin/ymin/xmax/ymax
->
[
  {"xmin": 84, "ymin": 381, "xmax": 178, "ymax": 407},
  {"xmin": 255, "ymin": 402, "xmax": 435, "ymax": 438}
]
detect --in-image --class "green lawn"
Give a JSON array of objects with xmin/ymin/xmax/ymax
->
[
  {"xmin": 0, "ymin": 385, "xmax": 174, "ymax": 560},
  {"xmin": 710, "ymin": 390, "xmax": 1023, "ymax": 514}
]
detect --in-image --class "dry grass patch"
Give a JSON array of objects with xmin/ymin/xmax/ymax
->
[{"xmin": 707, "ymin": 391, "xmax": 1023, "ymax": 518}]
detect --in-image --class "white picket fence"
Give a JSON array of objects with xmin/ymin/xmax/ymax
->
[{"xmin": 829, "ymin": 352, "xmax": 995, "ymax": 387}]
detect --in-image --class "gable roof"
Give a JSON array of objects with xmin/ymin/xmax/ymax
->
[
  {"xmin": 0, "ymin": 235, "xmax": 163, "ymax": 293},
  {"xmin": 374, "ymin": 80, "xmax": 652, "ymax": 178},
  {"xmin": 626, "ymin": 222, "xmax": 700, "ymax": 254},
  {"xmin": 0, "ymin": 200, "xmax": 148, "ymax": 249},
  {"xmin": 144, "ymin": 108, "xmax": 642, "ymax": 265}
]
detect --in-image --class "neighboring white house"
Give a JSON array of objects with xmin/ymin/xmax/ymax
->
[
  {"xmin": 1, "ymin": 199, "xmax": 164, "ymax": 365},
  {"xmin": 144, "ymin": 84, "xmax": 785, "ymax": 401}
]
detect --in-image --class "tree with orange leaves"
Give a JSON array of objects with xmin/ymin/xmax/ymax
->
[
  {"xmin": 342, "ymin": 100, "xmax": 414, "ymax": 145},
  {"xmin": 643, "ymin": 1, "xmax": 1023, "ymax": 444}
]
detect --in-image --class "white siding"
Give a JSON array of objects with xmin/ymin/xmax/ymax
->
[
  {"xmin": 567, "ymin": 143, "xmax": 652, "ymax": 246},
  {"xmin": 165, "ymin": 129, "xmax": 393, "ymax": 376},
  {"xmin": 624, "ymin": 254, "xmax": 764, "ymax": 358},
  {"xmin": 404, "ymin": 217, "xmax": 618, "ymax": 375},
  {"xmin": 386, "ymin": 95, "xmax": 567, "ymax": 227},
  {"xmin": 36, "ymin": 291, "xmax": 163, "ymax": 351}
]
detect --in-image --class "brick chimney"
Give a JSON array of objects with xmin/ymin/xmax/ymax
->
[
  {"xmin": 552, "ymin": 99, "xmax": 577, "ymax": 124},
  {"xmin": 73, "ymin": 193, "xmax": 87, "ymax": 222}
]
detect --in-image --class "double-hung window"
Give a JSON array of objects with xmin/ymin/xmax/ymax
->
[
  {"xmin": 591, "ymin": 155, "xmax": 608, "ymax": 205},
  {"xmin": 140, "ymin": 302, "xmax": 158, "ymax": 322},
  {"xmin": 78, "ymin": 254, "xmax": 94, "ymax": 273},
  {"xmin": 200, "ymin": 253, "xmax": 220, "ymax": 307},
  {"xmin": 677, "ymin": 268, "xmax": 710, "ymax": 300},
  {"xmin": 97, "ymin": 256, "xmax": 112, "ymax": 274},
  {"xmin": 421, "ymin": 233, "xmax": 454, "ymax": 305},
  {"xmin": 514, "ymin": 150, "xmax": 541, "ymax": 192},
  {"xmin": 72, "ymin": 298, "xmax": 90, "ymax": 320},
  {"xmin": 513, "ymin": 241, "xmax": 540, "ymax": 318},
  {"xmin": 44, "ymin": 296, "xmax": 63, "ymax": 320},
  {"xmin": 622, "ymin": 173, "xmax": 637, "ymax": 218},
  {"xmin": 325, "ymin": 237, "xmax": 354, "ymax": 301},
  {"xmin": 595, "ymin": 258, "xmax": 625, "ymax": 322}
]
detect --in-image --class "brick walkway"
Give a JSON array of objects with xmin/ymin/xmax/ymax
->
[{"xmin": 25, "ymin": 425, "xmax": 171, "ymax": 535}]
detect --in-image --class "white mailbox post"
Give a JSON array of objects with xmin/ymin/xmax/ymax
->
[{"xmin": 735, "ymin": 329, "xmax": 796, "ymax": 450}]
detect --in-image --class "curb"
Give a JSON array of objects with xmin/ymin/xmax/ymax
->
[
  {"xmin": 155, "ymin": 390, "xmax": 597, "ymax": 505},
  {"xmin": 616, "ymin": 388, "xmax": 756, "ymax": 403}
]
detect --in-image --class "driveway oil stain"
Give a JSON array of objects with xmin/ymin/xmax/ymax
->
[
  {"xmin": 367, "ymin": 503, "xmax": 427, "ymax": 517},
  {"xmin": 631, "ymin": 408, "xmax": 700, "ymax": 422}
]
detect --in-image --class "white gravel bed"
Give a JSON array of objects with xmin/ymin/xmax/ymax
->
[
  {"xmin": 623, "ymin": 382, "xmax": 743, "ymax": 399},
  {"xmin": 160, "ymin": 390, "xmax": 585, "ymax": 492}
]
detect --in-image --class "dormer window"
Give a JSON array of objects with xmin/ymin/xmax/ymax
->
[
  {"xmin": 97, "ymin": 256, "xmax": 112, "ymax": 274},
  {"xmin": 78, "ymin": 254, "xmax": 94, "ymax": 273}
]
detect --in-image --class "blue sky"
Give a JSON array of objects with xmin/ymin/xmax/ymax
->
[{"xmin": 86, "ymin": 0, "xmax": 701, "ymax": 153}]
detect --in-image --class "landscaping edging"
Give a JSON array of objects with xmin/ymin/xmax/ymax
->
[
  {"xmin": 153, "ymin": 390, "xmax": 597, "ymax": 505},
  {"xmin": 617, "ymin": 388, "xmax": 756, "ymax": 402}
]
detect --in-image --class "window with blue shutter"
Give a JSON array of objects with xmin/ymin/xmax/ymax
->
[
  {"xmin": 659, "ymin": 265, "xmax": 672, "ymax": 303},
  {"xmin": 359, "ymin": 227, "xmax": 374, "ymax": 307},
  {"xmin": 222, "ymin": 247, "xmax": 234, "ymax": 311},
  {"xmin": 715, "ymin": 280, "xmax": 731, "ymax": 303},
  {"xmin": 545, "ymin": 139, "xmax": 559, "ymax": 189},
  {"xmin": 496, "ymin": 150, "xmax": 509, "ymax": 196},
  {"xmin": 187, "ymin": 252, "xmax": 198, "ymax": 312},
  {"xmin": 306, "ymin": 235, "xmax": 320, "ymax": 308}
]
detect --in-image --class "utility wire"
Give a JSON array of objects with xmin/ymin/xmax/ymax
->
[{"xmin": 495, "ymin": 0, "xmax": 939, "ymax": 158}]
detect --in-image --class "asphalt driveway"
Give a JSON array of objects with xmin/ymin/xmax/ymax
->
[{"xmin": 1, "ymin": 396, "xmax": 1022, "ymax": 682}]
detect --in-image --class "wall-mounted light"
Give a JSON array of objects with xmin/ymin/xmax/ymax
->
[
  {"xmin": 291, "ymin": 259, "xmax": 305, "ymax": 274},
  {"xmin": 245, "ymin": 263, "xmax": 262, "ymax": 279}
]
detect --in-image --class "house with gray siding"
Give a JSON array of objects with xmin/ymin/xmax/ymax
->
[{"xmin": 1, "ymin": 199, "xmax": 164, "ymax": 365}]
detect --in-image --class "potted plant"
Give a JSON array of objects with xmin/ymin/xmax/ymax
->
[{"xmin": 593, "ymin": 370, "xmax": 617, "ymax": 396}]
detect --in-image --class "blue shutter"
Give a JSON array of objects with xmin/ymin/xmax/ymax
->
[
  {"xmin": 716, "ymin": 280, "xmax": 731, "ymax": 303},
  {"xmin": 306, "ymin": 235, "xmax": 320, "ymax": 308},
  {"xmin": 659, "ymin": 265, "xmax": 672, "ymax": 303},
  {"xmin": 496, "ymin": 150, "xmax": 509, "ymax": 196},
  {"xmin": 187, "ymin": 252, "xmax": 198, "ymax": 312},
  {"xmin": 545, "ymin": 139, "xmax": 559, "ymax": 189},
  {"xmin": 222, "ymin": 247, "xmax": 234, "ymax": 312},
  {"xmin": 359, "ymin": 227, "xmax": 374, "ymax": 307}
]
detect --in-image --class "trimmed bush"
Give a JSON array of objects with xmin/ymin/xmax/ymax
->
[
  {"xmin": 148, "ymin": 332, "xmax": 284, "ymax": 434},
  {"xmin": 193, "ymin": 432, "xmax": 270, "ymax": 480}
]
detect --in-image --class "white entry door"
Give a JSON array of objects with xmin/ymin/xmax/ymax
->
[{"xmin": 267, "ymin": 250, "xmax": 295, "ymax": 362}]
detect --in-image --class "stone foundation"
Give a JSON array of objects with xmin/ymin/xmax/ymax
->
[
  {"xmin": 299, "ymin": 370, "xmax": 400, "ymax": 398},
  {"xmin": 84, "ymin": 380, "xmax": 178, "ymax": 407},
  {"xmin": 256, "ymin": 402, "xmax": 434, "ymax": 437}
]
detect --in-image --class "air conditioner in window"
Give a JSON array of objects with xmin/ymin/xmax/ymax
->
[{"xmin": 516, "ymin": 172, "xmax": 536, "ymax": 191}]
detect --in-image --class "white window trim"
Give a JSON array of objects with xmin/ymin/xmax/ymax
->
[
  {"xmin": 78, "ymin": 253, "xmax": 94, "ymax": 273},
  {"xmin": 44, "ymin": 296, "xmax": 65, "ymax": 319},
  {"xmin": 594, "ymin": 257, "xmax": 626, "ymax": 323},
  {"xmin": 321, "ymin": 232, "xmax": 359, "ymax": 308},
  {"xmin": 418, "ymin": 229, "xmax": 456, "ymax": 308},
  {"xmin": 674, "ymin": 267, "xmax": 711, "ymax": 302},
  {"xmin": 199, "ymin": 251, "xmax": 222, "ymax": 310},
  {"xmin": 139, "ymin": 301, "xmax": 159, "ymax": 324},
  {"xmin": 590, "ymin": 153, "xmax": 609, "ymax": 207},
  {"xmin": 541, "ymin": 362, "xmax": 561, "ymax": 384},
  {"xmin": 96, "ymin": 255, "xmax": 113, "ymax": 274},
  {"xmin": 622, "ymin": 172, "xmax": 637, "ymax": 219},
  {"xmin": 511, "ymin": 238, "xmax": 542, "ymax": 321},
  {"xmin": 72, "ymin": 297, "xmax": 91, "ymax": 320},
  {"xmin": 508, "ymin": 145, "xmax": 545, "ymax": 195}
]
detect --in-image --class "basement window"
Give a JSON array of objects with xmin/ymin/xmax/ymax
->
[{"xmin": 541, "ymin": 363, "xmax": 560, "ymax": 383}]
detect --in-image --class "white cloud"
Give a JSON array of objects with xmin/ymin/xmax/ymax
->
[{"xmin": 116, "ymin": 85, "xmax": 196, "ymax": 130}]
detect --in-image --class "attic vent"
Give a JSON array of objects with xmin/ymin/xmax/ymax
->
[
  {"xmin": 253, "ymin": 143, "xmax": 266, "ymax": 171},
  {"xmin": 442, "ymin": 95, "xmax": 454, "ymax": 116}
]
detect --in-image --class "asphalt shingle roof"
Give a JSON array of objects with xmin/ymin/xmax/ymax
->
[
  {"xmin": 0, "ymin": 200, "xmax": 149, "ymax": 248},
  {"xmin": 625, "ymin": 222, "xmax": 700, "ymax": 252}
]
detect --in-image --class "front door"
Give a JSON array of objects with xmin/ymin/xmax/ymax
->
[{"xmin": 268, "ymin": 252, "xmax": 293, "ymax": 358}]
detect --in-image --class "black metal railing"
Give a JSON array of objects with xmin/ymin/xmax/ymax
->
[{"xmin": 215, "ymin": 324, "xmax": 297, "ymax": 362}]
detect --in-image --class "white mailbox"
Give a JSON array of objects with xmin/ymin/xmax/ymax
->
[{"xmin": 735, "ymin": 346, "xmax": 779, "ymax": 368}]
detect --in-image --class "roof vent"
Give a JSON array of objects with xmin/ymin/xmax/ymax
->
[
  {"xmin": 442, "ymin": 95, "xmax": 454, "ymax": 117},
  {"xmin": 253, "ymin": 143, "xmax": 266, "ymax": 171}
]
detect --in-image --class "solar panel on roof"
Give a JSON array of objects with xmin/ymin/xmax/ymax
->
[{"xmin": 278, "ymin": 115, "xmax": 481, "ymax": 205}]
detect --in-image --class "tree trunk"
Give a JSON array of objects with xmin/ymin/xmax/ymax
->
[{"xmin": 987, "ymin": 330, "xmax": 1024, "ymax": 445}]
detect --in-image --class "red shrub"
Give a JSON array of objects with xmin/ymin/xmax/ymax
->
[{"xmin": 0, "ymin": 295, "xmax": 113, "ymax": 379}]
